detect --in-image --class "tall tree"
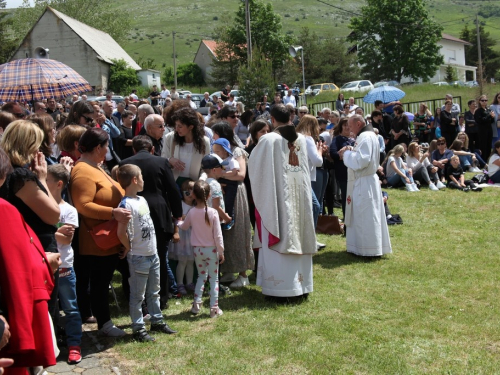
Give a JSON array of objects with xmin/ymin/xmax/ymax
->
[
  {"xmin": 238, "ymin": 48, "xmax": 275, "ymax": 108},
  {"xmin": 348, "ymin": 0, "xmax": 443, "ymax": 82},
  {"xmin": 211, "ymin": 0, "xmax": 293, "ymax": 83},
  {"xmin": 460, "ymin": 24, "xmax": 500, "ymax": 81},
  {"xmin": 11, "ymin": 0, "xmax": 131, "ymax": 45},
  {"xmin": 108, "ymin": 59, "xmax": 139, "ymax": 95},
  {"xmin": 0, "ymin": 0, "xmax": 16, "ymax": 63}
]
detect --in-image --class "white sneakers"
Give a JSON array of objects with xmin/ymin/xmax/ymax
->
[
  {"xmin": 229, "ymin": 275, "xmax": 249, "ymax": 288},
  {"xmin": 469, "ymin": 167, "xmax": 482, "ymax": 173},
  {"xmin": 436, "ymin": 181, "xmax": 446, "ymax": 189},
  {"xmin": 219, "ymin": 273, "xmax": 237, "ymax": 283},
  {"xmin": 428, "ymin": 182, "xmax": 439, "ymax": 191},
  {"xmin": 99, "ymin": 320, "xmax": 126, "ymax": 337},
  {"xmin": 406, "ymin": 183, "xmax": 419, "ymax": 192}
]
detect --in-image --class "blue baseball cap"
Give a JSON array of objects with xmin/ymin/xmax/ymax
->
[{"xmin": 213, "ymin": 138, "xmax": 233, "ymax": 156}]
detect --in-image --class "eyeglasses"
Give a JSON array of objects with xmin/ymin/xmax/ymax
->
[
  {"xmin": 299, "ymin": 111, "xmax": 307, "ymax": 114},
  {"xmin": 155, "ymin": 124, "xmax": 166, "ymax": 129},
  {"xmin": 82, "ymin": 115, "xmax": 93, "ymax": 123},
  {"xmin": 437, "ymin": 142, "xmax": 445, "ymax": 146}
]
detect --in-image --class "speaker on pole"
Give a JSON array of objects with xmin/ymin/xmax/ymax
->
[{"xmin": 34, "ymin": 47, "xmax": 50, "ymax": 59}]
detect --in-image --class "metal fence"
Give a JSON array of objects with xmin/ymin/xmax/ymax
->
[{"xmin": 305, "ymin": 96, "xmax": 463, "ymax": 118}]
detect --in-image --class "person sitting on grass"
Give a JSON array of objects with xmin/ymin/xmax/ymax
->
[
  {"xmin": 116, "ymin": 164, "xmax": 177, "ymax": 342},
  {"xmin": 455, "ymin": 132, "xmax": 485, "ymax": 171},
  {"xmin": 445, "ymin": 155, "xmax": 482, "ymax": 192},
  {"xmin": 406, "ymin": 142, "xmax": 443, "ymax": 190},
  {"xmin": 383, "ymin": 145, "xmax": 419, "ymax": 191},
  {"xmin": 487, "ymin": 140, "xmax": 500, "ymax": 183},
  {"xmin": 449, "ymin": 139, "xmax": 480, "ymax": 173},
  {"xmin": 431, "ymin": 137, "xmax": 453, "ymax": 184}
]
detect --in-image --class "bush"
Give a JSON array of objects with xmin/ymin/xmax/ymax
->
[
  {"xmin": 213, "ymin": 16, "xmax": 218, "ymax": 21},
  {"xmin": 109, "ymin": 59, "xmax": 140, "ymax": 95}
]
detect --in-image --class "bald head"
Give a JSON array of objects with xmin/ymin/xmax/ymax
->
[{"xmin": 348, "ymin": 114, "xmax": 366, "ymax": 136}]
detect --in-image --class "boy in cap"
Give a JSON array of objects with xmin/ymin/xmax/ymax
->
[{"xmin": 212, "ymin": 138, "xmax": 240, "ymax": 230}]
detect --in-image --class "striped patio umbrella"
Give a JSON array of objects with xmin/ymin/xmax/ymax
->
[{"xmin": 0, "ymin": 58, "xmax": 92, "ymax": 102}]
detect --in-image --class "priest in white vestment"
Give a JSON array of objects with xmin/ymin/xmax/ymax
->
[
  {"xmin": 339, "ymin": 115, "xmax": 392, "ymax": 257},
  {"xmin": 249, "ymin": 105, "xmax": 317, "ymax": 298}
]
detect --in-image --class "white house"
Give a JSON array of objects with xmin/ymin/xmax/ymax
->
[
  {"xmin": 193, "ymin": 40, "xmax": 218, "ymax": 83},
  {"xmin": 137, "ymin": 69, "xmax": 161, "ymax": 88},
  {"xmin": 10, "ymin": 7, "xmax": 141, "ymax": 93}
]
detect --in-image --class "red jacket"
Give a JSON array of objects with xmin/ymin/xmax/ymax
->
[{"xmin": 0, "ymin": 198, "xmax": 56, "ymax": 373}]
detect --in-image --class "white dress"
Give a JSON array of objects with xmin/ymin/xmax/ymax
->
[{"xmin": 256, "ymin": 164, "xmax": 313, "ymax": 297}]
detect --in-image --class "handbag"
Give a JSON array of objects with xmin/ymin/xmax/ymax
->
[
  {"xmin": 316, "ymin": 215, "xmax": 344, "ymax": 236},
  {"xmin": 89, "ymin": 219, "xmax": 121, "ymax": 250}
]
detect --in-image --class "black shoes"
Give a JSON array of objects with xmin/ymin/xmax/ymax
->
[
  {"xmin": 150, "ymin": 322, "xmax": 177, "ymax": 334},
  {"xmin": 133, "ymin": 328, "xmax": 156, "ymax": 342}
]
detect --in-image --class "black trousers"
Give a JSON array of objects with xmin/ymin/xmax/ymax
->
[{"xmin": 156, "ymin": 230, "xmax": 173, "ymax": 305}]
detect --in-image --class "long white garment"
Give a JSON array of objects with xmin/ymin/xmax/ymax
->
[{"xmin": 343, "ymin": 129, "xmax": 392, "ymax": 256}]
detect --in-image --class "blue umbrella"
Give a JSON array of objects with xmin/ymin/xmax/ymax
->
[{"xmin": 363, "ymin": 86, "xmax": 405, "ymax": 104}]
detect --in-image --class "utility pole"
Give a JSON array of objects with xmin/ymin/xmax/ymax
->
[
  {"xmin": 476, "ymin": 14, "xmax": 483, "ymax": 95},
  {"xmin": 245, "ymin": 0, "xmax": 252, "ymax": 65},
  {"xmin": 173, "ymin": 31, "xmax": 177, "ymax": 88}
]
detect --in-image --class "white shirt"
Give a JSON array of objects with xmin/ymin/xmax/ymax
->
[
  {"xmin": 348, "ymin": 104, "xmax": 358, "ymax": 117},
  {"xmin": 489, "ymin": 153, "xmax": 500, "ymax": 175},
  {"xmin": 224, "ymin": 155, "xmax": 240, "ymax": 171},
  {"xmin": 225, "ymin": 99, "xmax": 236, "ymax": 107},
  {"xmin": 189, "ymin": 100, "xmax": 197, "ymax": 109},
  {"xmin": 179, "ymin": 142, "xmax": 194, "ymax": 178},
  {"xmin": 120, "ymin": 196, "xmax": 157, "ymax": 256},
  {"xmin": 160, "ymin": 89, "xmax": 170, "ymax": 99},
  {"xmin": 283, "ymin": 95, "xmax": 296, "ymax": 107},
  {"xmin": 304, "ymin": 135, "xmax": 323, "ymax": 181},
  {"xmin": 130, "ymin": 93, "xmax": 138, "ymax": 100},
  {"xmin": 57, "ymin": 202, "xmax": 79, "ymax": 269}
]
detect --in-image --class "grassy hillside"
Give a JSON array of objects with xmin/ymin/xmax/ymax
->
[{"xmin": 111, "ymin": 0, "xmax": 500, "ymax": 74}]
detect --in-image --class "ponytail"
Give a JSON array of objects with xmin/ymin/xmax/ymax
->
[
  {"xmin": 203, "ymin": 187, "xmax": 210, "ymax": 226},
  {"xmin": 193, "ymin": 180, "xmax": 211, "ymax": 226}
]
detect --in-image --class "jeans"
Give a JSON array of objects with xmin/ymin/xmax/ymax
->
[
  {"xmin": 458, "ymin": 155, "xmax": 472, "ymax": 169},
  {"xmin": 127, "ymin": 253, "xmax": 163, "ymax": 332},
  {"xmin": 311, "ymin": 168, "xmax": 328, "ymax": 214},
  {"xmin": 58, "ymin": 267, "xmax": 82, "ymax": 346},
  {"xmin": 490, "ymin": 170, "xmax": 500, "ymax": 183},
  {"xmin": 311, "ymin": 187, "xmax": 321, "ymax": 229},
  {"xmin": 387, "ymin": 171, "xmax": 413, "ymax": 187}
]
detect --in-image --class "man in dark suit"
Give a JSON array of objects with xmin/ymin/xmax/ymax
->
[{"xmin": 119, "ymin": 135, "xmax": 182, "ymax": 308}]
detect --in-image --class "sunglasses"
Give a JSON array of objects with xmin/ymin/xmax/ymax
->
[
  {"xmin": 480, "ymin": 99, "xmax": 488, "ymax": 102},
  {"xmin": 299, "ymin": 111, "xmax": 307, "ymax": 114},
  {"xmin": 228, "ymin": 114, "xmax": 241, "ymax": 119},
  {"xmin": 82, "ymin": 115, "xmax": 93, "ymax": 123},
  {"xmin": 437, "ymin": 142, "xmax": 445, "ymax": 145},
  {"xmin": 14, "ymin": 112, "xmax": 25, "ymax": 118},
  {"xmin": 155, "ymin": 124, "xmax": 166, "ymax": 129}
]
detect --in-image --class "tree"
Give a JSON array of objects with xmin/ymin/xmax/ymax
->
[
  {"xmin": 163, "ymin": 63, "xmax": 204, "ymax": 87},
  {"xmin": 444, "ymin": 65, "xmax": 458, "ymax": 82},
  {"xmin": 108, "ymin": 59, "xmax": 139, "ymax": 95},
  {"xmin": 460, "ymin": 24, "xmax": 500, "ymax": 81},
  {"xmin": 11, "ymin": 0, "xmax": 131, "ymax": 45},
  {"xmin": 238, "ymin": 48, "xmax": 275, "ymax": 108},
  {"xmin": 348, "ymin": 0, "xmax": 443, "ymax": 82},
  {"xmin": 0, "ymin": 0, "xmax": 17, "ymax": 63},
  {"xmin": 136, "ymin": 57, "xmax": 157, "ymax": 70},
  {"xmin": 293, "ymin": 28, "xmax": 360, "ymax": 86},
  {"xmin": 211, "ymin": 0, "xmax": 293, "ymax": 84}
]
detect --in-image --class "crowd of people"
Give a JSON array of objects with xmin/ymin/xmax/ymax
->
[{"xmin": 0, "ymin": 87, "xmax": 498, "ymax": 373}]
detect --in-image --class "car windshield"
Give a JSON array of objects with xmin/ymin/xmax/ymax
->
[{"xmin": 341, "ymin": 82, "xmax": 358, "ymax": 89}]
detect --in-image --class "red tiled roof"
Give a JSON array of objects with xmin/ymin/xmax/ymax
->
[{"xmin": 441, "ymin": 33, "xmax": 472, "ymax": 46}]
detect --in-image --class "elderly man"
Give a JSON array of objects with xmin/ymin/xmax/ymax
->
[
  {"xmin": 347, "ymin": 97, "xmax": 358, "ymax": 117},
  {"xmin": 119, "ymin": 135, "xmax": 182, "ymax": 309},
  {"xmin": 33, "ymin": 101, "xmax": 47, "ymax": 115},
  {"xmin": 200, "ymin": 92, "xmax": 211, "ymax": 108},
  {"xmin": 134, "ymin": 103, "xmax": 154, "ymax": 136},
  {"xmin": 338, "ymin": 115, "xmax": 392, "ymax": 257},
  {"xmin": 103, "ymin": 100, "xmax": 120, "ymax": 128},
  {"xmin": 186, "ymin": 94, "xmax": 197, "ymax": 109},
  {"xmin": 81, "ymin": 94, "xmax": 87, "ymax": 101},
  {"xmin": 143, "ymin": 113, "xmax": 165, "ymax": 156},
  {"xmin": 113, "ymin": 102, "xmax": 126, "ymax": 123},
  {"xmin": 293, "ymin": 105, "xmax": 308, "ymax": 126},
  {"xmin": 105, "ymin": 92, "xmax": 117, "ymax": 109},
  {"xmin": 283, "ymin": 89, "xmax": 296, "ymax": 108}
]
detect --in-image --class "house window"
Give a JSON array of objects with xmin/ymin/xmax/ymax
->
[
  {"xmin": 152, "ymin": 74, "xmax": 156, "ymax": 78},
  {"xmin": 447, "ymin": 49, "xmax": 456, "ymax": 62}
]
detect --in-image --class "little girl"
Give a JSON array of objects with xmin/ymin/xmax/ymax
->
[
  {"xmin": 169, "ymin": 179, "xmax": 195, "ymax": 295},
  {"xmin": 177, "ymin": 180, "xmax": 225, "ymax": 318},
  {"xmin": 384, "ymin": 144, "xmax": 420, "ymax": 192}
]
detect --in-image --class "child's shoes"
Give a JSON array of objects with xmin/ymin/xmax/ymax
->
[
  {"xmin": 191, "ymin": 301, "xmax": 202, "ymax": 314},
  {"xmin": 210, "ymin": 307, "xmax": 223, "ymax": 318},
  {"xmin": 178, "ymin": 284, "xmax": 187, "ymax": 295}
]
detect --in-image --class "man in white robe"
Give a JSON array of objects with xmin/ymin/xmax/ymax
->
[
  {"xmin": 339, "ymin": 114, "xmax": 392, "ymax": 257},
  {"xmin": 249, "ymin": 105, "xmax": 317, "ymax": 298}
]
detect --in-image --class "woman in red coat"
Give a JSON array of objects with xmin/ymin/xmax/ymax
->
[{"xmin": 0, "ymin": 147, "xmax": 59, "ymax": 375}]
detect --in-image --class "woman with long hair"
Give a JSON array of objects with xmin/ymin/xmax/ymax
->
[
  {"xmin": 406, "ymin": 142, "xmax": 442, "ymax": 190},
  {"xmin": 162, "ymin": 107, "xmax": 210, "ymax": 186}
]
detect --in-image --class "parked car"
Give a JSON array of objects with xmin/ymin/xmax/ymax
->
[
  {"xmin": 374, "ymin": 80, "xmax": 400, "ymax": 88},
  {"xmin": 304, "ymin": 83, "xmax": 339, "ymax": 96},
  {"xmin": 86, "ymin": 95, "xmax": 125, "ymax": 103},
  {"xmin": 189, "ymin": 93, "xmax": 205, "ymax": 108},
  {"xmin": 465, "ymin": 80, "xmax": 479, "ymax": 87},
  {"xmin": 432, "ymin": 81, "xmax": 449, "ymax": 86},
  {"xmin": 449, "ymin": 81, "xmax": 466, "ymax": 87},
  {"xmin": 177, "ymin": 90, "xmax": 192, "ymax": 99},
  {"xmin": 340, "ymin": 80, "xmax": 374, "ymax": 93}
]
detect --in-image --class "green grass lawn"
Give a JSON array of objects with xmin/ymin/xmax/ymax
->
[{"xmin": 107, "ymin": 179, "xmax": 500, "ymax": 374}]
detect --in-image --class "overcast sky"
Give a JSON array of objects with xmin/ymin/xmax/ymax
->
[{"xmin": 5, "ymin": 0, "xmax": 32, "ymax": 8}]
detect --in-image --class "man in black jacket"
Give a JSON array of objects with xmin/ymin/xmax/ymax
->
[{"xmin": 120, "ymin": 136, "xmax": 182, "ymax": 308}]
